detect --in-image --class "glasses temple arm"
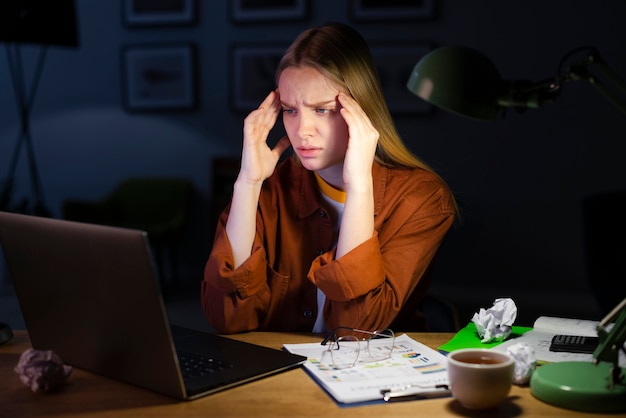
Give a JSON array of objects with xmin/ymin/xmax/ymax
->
[{"xmin": 320, "ymin": 326, "xmax": 358, "ymax": 345}]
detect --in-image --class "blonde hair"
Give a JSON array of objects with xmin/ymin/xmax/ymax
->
[{"xmin": 276, "ymin": 22, "xmax": 431, "ymax": 170}]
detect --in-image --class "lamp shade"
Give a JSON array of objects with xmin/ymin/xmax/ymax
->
[{"xmin": 407, "ymin": 46, "xmax": 504, "ymax": 120}]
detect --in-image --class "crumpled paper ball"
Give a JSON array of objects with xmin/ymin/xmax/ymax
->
[
  {"xmin": 506, "ymin": 342, "xmax": 537, "ymax": 385},
  {"xmin": 472, "ymin": 298, "xmax": 517, "ymax": 343},
  {"xmin": 14, "ymin": 348, "xmax": 72, "ymax": 393}
]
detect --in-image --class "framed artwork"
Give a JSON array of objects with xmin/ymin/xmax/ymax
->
[
  {"xmin": 370, "ymin": 43, "xmax": 433, "ymax": 115},
  {"xmin": 230, "ymin": 0, "xmax": 309, "ymax": 23},
  {"xmin": 349, "ymin": 0, "xmax": 435, "ymax": 21},
  {"xmin": 121, "ymin": 43, "xmax": 197, "ymax": 111},
  {"xmin": 122, "ymin": 0, "xmax": 196, "ymax": 27},
  {"xmin": 230, "ymin": 44, "xmax": 287, "ymax": 112}
]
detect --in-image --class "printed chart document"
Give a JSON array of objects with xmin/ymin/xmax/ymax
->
[
  {"xmin": 493, "ymin": 316, "xmax": 625, "ymax": 367},
  {"xmin": 283, "ymin": 334, "xmax": 449, "ymax": 404}
]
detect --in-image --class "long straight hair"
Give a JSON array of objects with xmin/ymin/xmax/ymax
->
[{"xmin": 276, "ymin": 22, "xmax": 432, "ymax": 171}]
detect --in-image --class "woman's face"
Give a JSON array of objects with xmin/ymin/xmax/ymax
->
[{"xmin": 278, "ymin": 67, "xmax": 349, "ymax": 174}]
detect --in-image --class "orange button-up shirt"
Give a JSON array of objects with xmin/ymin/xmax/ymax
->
[{"xmin": 202, "ymin": 156, "xmax": 455, "ymax": 334}]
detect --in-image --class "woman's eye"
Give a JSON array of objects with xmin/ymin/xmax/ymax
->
[
  {"xmin": 316, "ymin": 108, "xmax": 330, "ymax": 114},
  {"xmin": 282, "ymin": 108, "xmax": 295, "ymax": 115}
]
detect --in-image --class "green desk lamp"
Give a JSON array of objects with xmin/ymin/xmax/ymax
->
[
  {"xmin": 530, "ymin": 298, "xmax": 626, "ymax": 412},
  {"xmin": 407, "ymin": 46, "xmax": 626, "ymax": 412},
  {"xmin": 406, "ymin": 45, "xmax": 626, "ymax": 119}
]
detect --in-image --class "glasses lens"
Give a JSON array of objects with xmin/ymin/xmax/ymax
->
[
  {"xmin": 330, "ymin": 335, "xmax": 360, "ymax": 369},
  {"xmin": 365, "ymin": 329, "xmax": 395, "ymax": 361}
]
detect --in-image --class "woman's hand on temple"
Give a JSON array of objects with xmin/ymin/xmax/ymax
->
[
  {"xmin": 338, "ymin": 93, "xmax": 379, "ymax": 190},
  {"xmin": 239, "ymin": 90, "xmax": 291, "ymax": 185}
]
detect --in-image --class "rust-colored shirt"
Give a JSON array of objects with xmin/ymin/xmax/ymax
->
[{"xmin": 202, "ymin": 156, "xmax": 455, "ymax": 334}]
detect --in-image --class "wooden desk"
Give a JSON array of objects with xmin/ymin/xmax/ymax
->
[{"xmin": 1, "ymin": 330, "xmax": 622, "ymax": 417}]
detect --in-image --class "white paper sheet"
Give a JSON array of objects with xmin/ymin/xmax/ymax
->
[
  {"xmin": 283, "ymin": 334, "xmax": 449, "ymax": 404},
  {"xmin": 492, "ymin": 316, "xmax": 625, "ymax": 366}
]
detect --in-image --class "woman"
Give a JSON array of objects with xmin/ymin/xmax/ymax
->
[{"xmin": 202, "ymin": 22, "xmax": 456, "ymax": 334}]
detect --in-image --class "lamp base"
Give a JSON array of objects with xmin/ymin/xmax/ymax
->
[{"xmin": 530, "ymin": 361, "xmax": 626, "ymax": 412}]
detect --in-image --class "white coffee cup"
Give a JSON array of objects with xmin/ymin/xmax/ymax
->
[{"xmin": 447, "ymin": 348, "xmax": 514, "ymax": 410}]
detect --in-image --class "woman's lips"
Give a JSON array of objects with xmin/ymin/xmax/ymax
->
[{"xmin": 297, "ymin": 147, "xmax": 321, "ymax": 158}]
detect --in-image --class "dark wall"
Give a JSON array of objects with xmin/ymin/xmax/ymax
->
[{"xmin": 1, "ymin": 0, "xmax": 625, "ymax": 325}]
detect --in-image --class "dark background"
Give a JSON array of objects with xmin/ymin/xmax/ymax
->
[{"xmin": 1, "ymin": 0, "xmax": 625, "ymax": 328}]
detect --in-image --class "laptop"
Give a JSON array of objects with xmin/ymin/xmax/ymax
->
[{"xmin": 0, "ymin": 211, "xmax": 306, "ymax": 400}]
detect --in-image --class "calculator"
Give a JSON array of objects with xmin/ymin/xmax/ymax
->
[{"xmin": 548, "ymin": 334, "xmax": 599, "ymax": 354}]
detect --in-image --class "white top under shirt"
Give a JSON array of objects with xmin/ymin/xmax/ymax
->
[{"xmin": 312, "ymin": 173, "xmax": 345, "ymax": 334}]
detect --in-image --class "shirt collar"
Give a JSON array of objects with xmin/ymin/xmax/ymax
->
[
  {"xmin": 314, "ymin": 172, "xmax": 346, "ymax": 204},
  {"xmin": 293, "ymin": 157, "xmax": 387, "ymax": 219}
]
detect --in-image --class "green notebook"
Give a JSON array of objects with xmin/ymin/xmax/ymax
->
[{"xmin": 438, "ymin": 322, "xmax": 533, "ymax": 353}]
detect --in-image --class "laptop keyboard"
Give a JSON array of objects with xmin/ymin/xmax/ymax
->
[{"xmin": 178, "ymin": 352, "xmax": 235, "ymax": 380}]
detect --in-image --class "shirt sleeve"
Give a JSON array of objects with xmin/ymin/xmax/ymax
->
[
  {"xmin": 202, "ymin": 222, "xmax": 276, "ymax": 334},
  {"xmin": 308, "ymin": 234, "xmax": 385, "ymax": 301},
  {"xmin": 308, "ymin": 185, "xmax": 455, "ymax": 332}
]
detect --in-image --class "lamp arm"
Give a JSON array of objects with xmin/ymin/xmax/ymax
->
[
  {"xmin": 498, "ymin": 48, "xmax": 626, "ymax": 116},
  {"xmin": 497, "ymin": 78, "xmax": 562, "ymax": 110},
  {"xmin": 566, "ymin": 51, "xmax": 626, "ymax": 116},
  {"xmin": 593, "ymin": 297, "xmax": 626, "ymax": 388}
]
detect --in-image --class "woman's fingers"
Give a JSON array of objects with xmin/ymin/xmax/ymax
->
[
  {"xmin": 244, "ymin": 91, "xmax": 280, "ymax": 143},
  {"xmin": 338, "ymin": 93, "xmax": 379, "ymax": 185},
  {"xmin": 239, "ymin": 91, "xmax": 287, "ymax": 183}
]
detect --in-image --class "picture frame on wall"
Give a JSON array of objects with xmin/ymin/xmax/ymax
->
[
  {"xmin": 370, "ymin": 43, "xmax": 433, "ymax": 115},
  {"xmin": 122, "ymin": 43, "xmax": 197, "ymax": 112},
  {"xmin": 230, "ymin": 44, "xmax": 287, "ymax": 112},
  {"xmin": 230, "ymin": 0, "xmax": 309, "ymax": 23},
  {"xmin": 349, "ymin": 0, "xmax": 435, "ymax": 21},
  {"xmin": 122, "ymin": 0, "xmax": 196, "ymax": 27}
]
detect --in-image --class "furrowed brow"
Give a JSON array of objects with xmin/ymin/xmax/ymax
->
[
  {"xmin": 306, "ymin": 99, "xmax": 337, "ymax": 108},
  {"xmin": 280, "ymin": 99, "xmax": 337, "ymax": 108}
]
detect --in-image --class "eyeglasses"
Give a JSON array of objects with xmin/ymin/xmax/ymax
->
[{"xmin": 319, "ymin": 327, "xmax": 395, "ymax": 369}]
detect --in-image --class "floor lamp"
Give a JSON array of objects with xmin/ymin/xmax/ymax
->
[{"xmin": 0, "ymin": 0, "xmax": 79, "ymax": 216}]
